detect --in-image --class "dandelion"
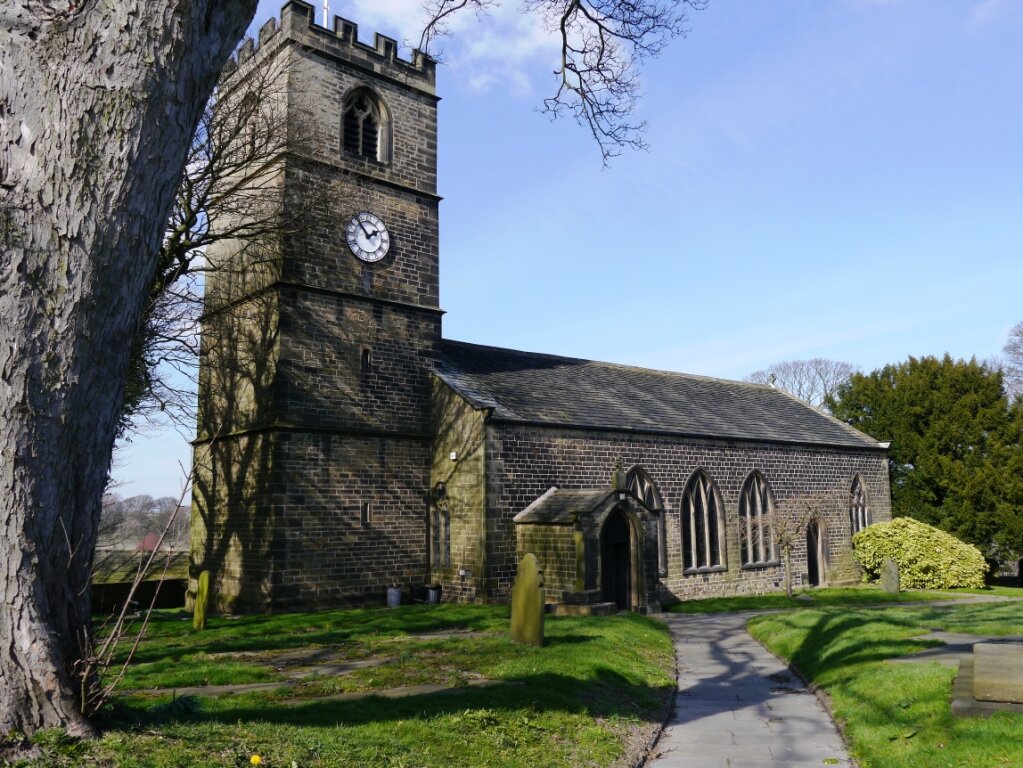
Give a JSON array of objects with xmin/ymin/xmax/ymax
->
[{"xmin": 250, "ymin": 756, "xmax": 262, "ymax": 766}]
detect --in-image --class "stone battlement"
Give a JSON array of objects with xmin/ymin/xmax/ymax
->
[{"xmin": 222, "ymin": 1, "xmax": 436, "ymax": 92}]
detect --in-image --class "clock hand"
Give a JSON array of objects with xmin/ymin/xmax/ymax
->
[{"xmin": 358, "ymin": 220, "xmax": 374, "ymax": 237}]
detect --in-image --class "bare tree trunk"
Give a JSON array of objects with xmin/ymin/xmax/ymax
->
[
  {"xmin": 0, "ymin": 0, "xmax": 254, "ymax": 736},
  {"xmin": 783, "ymin": 544, "xmax": 793, "ymax": 598}
]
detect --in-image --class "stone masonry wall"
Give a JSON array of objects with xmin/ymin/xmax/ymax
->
[
  {"xmin": 276, "ymin": 288, "xmax": 441, "ymax": 434},
  {"xmin": 190, "ymin": 433, "xmax": 279, "ymax": 613},
  {"xmin": 270, "ymin": 432, "xmax": 431, "ymax": 607},
  {"xmin": 516, "ymin": 523, "xmax": 579, "ymax": 603},
  {"xmin": 429, "ymin": 380, "xmax": 487, "ymax": 602},
  {"xmin": 485, "ymin": 424, "xmax": 891, "ymax": 603}
]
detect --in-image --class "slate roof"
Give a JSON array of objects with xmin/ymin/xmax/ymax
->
[
  {"xmin": 436, "ymin": 340, "xmax": 883, "ymax": 450},
  {"xmin": 513, "ymin": 488, "xmax": 616, "ymax": 525}
]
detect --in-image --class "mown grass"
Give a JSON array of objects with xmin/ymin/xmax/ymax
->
[
  {"xmin": 23, "ymin": 605, "xmax": 675, "ymax": 768},
  {"xmin": 945, "ymin": 584, "xmax": 1023, "ymax": 599},
  {"xmin": 747, "ymin": 601, "xmax": 1023, "ymax": 768},
  {"xmin": 664, "ymin": 585, "xmax": 959, "ymax": 614}
]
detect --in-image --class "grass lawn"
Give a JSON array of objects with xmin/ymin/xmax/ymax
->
[
  {"xmin": 20, "ymin": 605, "xmax": 675, "ymax": 768},
  {"xmin": 746, "ymin": 601, "xmax": 1023, "ymax": 768},
  {"xmin": 945, "ymin": 584, "xmax": 1023, "ymax": 598},
  {"xmin": 664, "ymin": 585, "xmax": 963, "ymax": 614}
]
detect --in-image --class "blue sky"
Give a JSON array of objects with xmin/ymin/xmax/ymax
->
[{"xmin": 112, "ymin": 0, "xmax": 1023, "ymax": 498}]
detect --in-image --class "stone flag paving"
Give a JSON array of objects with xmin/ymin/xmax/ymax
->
[{"xmin": 646, "ymin": 612, "xmax": 854, "ymax": 768}]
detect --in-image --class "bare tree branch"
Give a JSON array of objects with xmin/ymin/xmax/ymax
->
[
  {"xmin": 418, "ymin": 0, "xmax": 497, "ymax": 58},
  {"xmin": 419, "ymin": 0, "xmax": 707, "ymax": 164},
  {"xmin": 121, "ymin": 43, "xmax": 335, "ymax": 436},
  {"xmin": 746, "ymin": 358, "xmax": 859, "ymax": 412}
]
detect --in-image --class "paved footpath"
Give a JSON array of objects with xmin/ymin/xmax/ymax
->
[{"xmin": 646, "ymin": 612, "xmax": 854, "ymax": 768}]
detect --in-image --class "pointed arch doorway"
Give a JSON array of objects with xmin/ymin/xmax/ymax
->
[{"xmin": 601, "ymin": 509, "xmax": 632, "ymax": 610}]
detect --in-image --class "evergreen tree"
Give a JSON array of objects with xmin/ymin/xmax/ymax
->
[{"xmin": 828, "ymin": 355, "xmax": 1023, "ymax": 561}]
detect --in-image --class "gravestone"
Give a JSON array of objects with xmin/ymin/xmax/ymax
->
[
  {"xmin": 193, "ymin": 570, "xmax": 210, "ymax": 631},
  {"xmin": 511, "ymin": 553, "xmax": 545, "ymax": 647},
  {"xmin": 880, "ymin": 557, "xmax": 900, "ymax": 594},
  {"xmin": 973, "ymin": 643, "xmax": 1023, "ymax": 703}
]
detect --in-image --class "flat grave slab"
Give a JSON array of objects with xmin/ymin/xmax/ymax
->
[{"xmin": 973, "ymin": 643, "xmax": 1023, "ymax": 703}]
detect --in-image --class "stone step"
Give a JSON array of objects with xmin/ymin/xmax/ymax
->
[
  {"xmin": 550, "ymin": 601, "xmax": 619, "ymax": 617},
  {"xmin": 560, "ymin": 589, "xmax": 604, "ymax": 606}
]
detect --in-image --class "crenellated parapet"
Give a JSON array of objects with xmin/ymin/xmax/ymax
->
[{"xmin": 221, "ymin": 1, "xmax": 436, "ymax": 95}]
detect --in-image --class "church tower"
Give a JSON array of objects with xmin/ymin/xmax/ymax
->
[{"xmin": 192, "ymin": 2, "xmax": 441, "ymax": 611}]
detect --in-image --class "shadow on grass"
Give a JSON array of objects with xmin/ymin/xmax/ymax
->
[
  {"xmin": 118, "ymin": 605, "xmax": 510, "ymax": 665},
  {"xmin": 105, "ymin": 667, "xmax": 672, "ymax": 730},
  {"xmin": 769, "ymin": 609, "xmax": 939, "ymax": 680}
]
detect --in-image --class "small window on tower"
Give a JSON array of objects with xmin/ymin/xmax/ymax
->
[
  {"xmin": 342, "ymin": 88, "xmax": 390, "ymax": 162},
  {"xmin": 361, "ymin": 502, "xmax": 372, "ymax": 525},
  {"xmin": 361, "ymin": 348, "xmax": 372, "ymax": 374}
]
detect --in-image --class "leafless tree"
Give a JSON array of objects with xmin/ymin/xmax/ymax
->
[
  {"xmin": 1, "ymin": 0, "xmax": 255, "ymax": 737},
  {"xmin": 1003, "ymin": 321, "xmax": 1023, "ymax": 398},
  {"xmin": 419, "ymin": 0, "xmax": 707, "ymax": 164},
  {"xmin": 97, "ymin": 495, "xmax": 188, "ymax": 551},
  {"xmin": 742, "ymin": 494, "xmax": 825, "ymax": 598},
  {"xmin": 122, "ymin": 45, "xmax": 314, "ymax": 435},
  {"xmin": 745, "ymin": 359, "xmax": 859, "ymax": 412},
  {"xmin": 79, "ymin": 476, "xmax": 193, "ymax": 718}
]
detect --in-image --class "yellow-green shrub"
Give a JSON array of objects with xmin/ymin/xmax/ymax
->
[{"xmin": 852, "ymin": 517, "xmax": 987, "ymax": 589}]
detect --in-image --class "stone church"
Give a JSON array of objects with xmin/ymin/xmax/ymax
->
[{"xmin": 190, "ymin": 1, "xmax": 892, "ymax": 614}]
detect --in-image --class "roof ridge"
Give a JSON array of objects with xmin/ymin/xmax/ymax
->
[{"xmin": 440, "ymin": 338, "xmax": 778, "ymax": 392}]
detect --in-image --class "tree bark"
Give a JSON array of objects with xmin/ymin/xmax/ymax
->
[
  {"xmin": 0, "ymin": 0, "xmax": 255, "ymax": 736},
  {"xmin": 783, "ymin": 544, "xmax": 793, "ymax": 598}
]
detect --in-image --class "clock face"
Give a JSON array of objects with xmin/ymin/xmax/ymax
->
[{"xmin": 345, "ymin": 212, "xmax": 390, "ymax": 263}]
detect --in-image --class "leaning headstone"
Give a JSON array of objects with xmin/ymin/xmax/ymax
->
[
  {"xmin": 193, "ymin": 570, "xmax": 210, "ymax": 631},
  {"xmin": 973, "ymin": 643, "xmax": 1023, "ymax": 703},
  {"xmin": 880, "ymin": 557, "xmax": 900, "ymax": 594},
  {"xmin": 511, "ymin": 553, "xmax": 545, "ymax": 647}
]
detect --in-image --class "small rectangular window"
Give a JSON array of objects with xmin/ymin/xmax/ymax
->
[
  {"xmin": 361, "ymin": 348, "xmax": 372, "ymax": 374},
  {"xmin": 361, "ymin": 502, "xmax": 372, "ymax": 525}
]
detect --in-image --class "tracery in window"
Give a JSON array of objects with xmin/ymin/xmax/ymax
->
[
  {"xmin": 681, "ymin": 471, "xmax": 725, "ymax": 571},
  {"xmin": 850, "ymin": 476, "xmax": 870, "ymax": 536},
  {"xmin": 738, "ymin": 471, "xmax": 777, "ymax": 567},
  {"xmin": 342, "ymin": 88, "xmax": 389, "ymax": 162},
  {"xmin": 627, "ymin": 465, "xmax": 667, "ymax": 576}
]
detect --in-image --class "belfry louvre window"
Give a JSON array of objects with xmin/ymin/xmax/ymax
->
[
  {"xmin": 738, "ymin": 472, "xmax": 777, "ymax": 567},
  {"xmin": 850, "ymin": 477, "xmax": 870, "ymax": 536},
  {"xmin": 342, "ymin": 89, "xmax": 386, "ymax": 161},
  {"xmin": 681, "ymin": 471, "xmax": 725, "ymax": 571}
]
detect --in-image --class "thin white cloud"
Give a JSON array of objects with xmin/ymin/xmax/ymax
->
[
  {"xmin": 968, "ymin": 0, "xmax": 1008, "ymax": 31},
  {"xmin": 338, "ymin": 1, "xmax": 559, "ymax": 98}
]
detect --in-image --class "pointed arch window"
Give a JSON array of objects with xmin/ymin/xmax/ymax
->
[
  {"xmin": 431, "ymin": 483, "xmax": 450, "ymax": 569},
  {"xmin": 342, "ymin": 88, "xmax": 390, "ymax": 162},
  {"xmin": 850, "ymin": 477, "xmax": 870, "ymax": 536},
  {"xmin": 681, "ymin": 471, "xmax": 725, "ymax": 572},
  {"xmin": 627, "ymin": 465, "xmax": 667, "ymax": 576},
  {"xmin": 739, "ymin": 472, "xmax": 778, "ymax": 567}
]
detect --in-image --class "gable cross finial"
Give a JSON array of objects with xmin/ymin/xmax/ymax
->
[{"xmin": 611, "ymin": 456, "xmax": 627, "ymax": 491}]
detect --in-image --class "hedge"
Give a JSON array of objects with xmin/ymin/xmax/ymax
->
[{"xmin": 852, "ymin": 517, "xmax": 987, "ymax": 589}]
